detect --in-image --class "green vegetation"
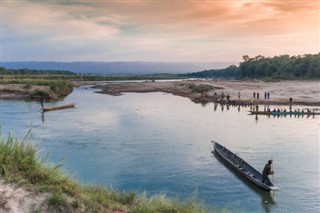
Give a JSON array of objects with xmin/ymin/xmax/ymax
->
[
  {"xmin": 189, "ymin": 84, "xmax": 214, "ymax": 93},
  {"xmin": 0, "ymin": 67, "xmax": 181, "ymax": 81},
  {"xmin": 0, "ymin": 67, "xmax": 75, "ymax": 75},
  {"xmin": 2, "ymin": 53, "xmax": 320, "ymax": 81},
  {"xmin": 0, "ymin": 132, "xmax": 213, "ymax": 213},
  {"xmin": 183, "ymin": 53, "xmax": 320, "ymax": 80},
  {"xmin": 239, "ymin": 53, "xmax": 320, "ymax": 79},
  {"xmin": 0, "ymin": 79, "xmax": 73, "ymax": 99},
  {"xmin": 182, "ymin": 65, "xmax": 239, "ymax": 79}
]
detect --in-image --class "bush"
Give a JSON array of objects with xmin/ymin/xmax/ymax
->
[
  {"xmin": 49, "ymin": 80, "xmax": 73, "ymax": 98},
  {"xmin": 189, "ymin": 84, "xmax": 214, "ymax": 93}
]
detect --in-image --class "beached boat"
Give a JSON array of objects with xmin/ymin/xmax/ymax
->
[
  {"xmin": 249, "ymin": 110, "xmax": 320, "ymax": 116},
  {"xmin": 212, "ymin": 141, "xmax": 279, "ymax": 191},
  {"xmin": 42, "ymin": 103, "xmax": 75, "ymax": 112}
]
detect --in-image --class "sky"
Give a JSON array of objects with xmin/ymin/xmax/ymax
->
[{"xmin": 1, "ymin": 0, "xmax": 319, "ymax": 62}]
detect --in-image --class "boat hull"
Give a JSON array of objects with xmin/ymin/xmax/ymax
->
[
  {"xmin": 212, "ymin": 141, "xmax": 278, "ymax": 191},
  {"xmin": 249, "ymin": 111, "xmax": 319, "ymax": 116},
  {"xmin": 42, "ymin": 103, "xmax": 75, "ymax": 112}
]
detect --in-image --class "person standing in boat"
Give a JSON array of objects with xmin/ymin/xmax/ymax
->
[
  {"xmin": 262, "ymin": 160, "xmax": 274, "ymax": 185},
  {"xmin": 40, "ymin": 98, "xmax": 44, "ymax": 107}
]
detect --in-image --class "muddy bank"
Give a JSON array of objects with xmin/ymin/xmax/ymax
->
[{"xmin": 95, "ymin": 80, "xmax": 320, "ymax": 106}]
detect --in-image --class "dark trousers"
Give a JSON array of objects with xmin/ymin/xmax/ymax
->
[{"xmin": 262, "ymin": 175, "xmax": 270, "ymax": 185}]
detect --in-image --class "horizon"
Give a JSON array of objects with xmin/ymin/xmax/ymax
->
[{"xmin": 1, "ymin": 1, "xmax": 319, "ymax": 62}]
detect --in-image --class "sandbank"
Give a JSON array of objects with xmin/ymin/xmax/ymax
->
[{"xmin": 94, "ymin": 79, "xmax": 320, "ymax": 106}]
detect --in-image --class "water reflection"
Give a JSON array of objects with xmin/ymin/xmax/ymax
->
[
  {"xmin": 212, "ymin": 151, "xmax": 276, "ymax": 213},
  {"xmin": 41, "ymin": 112, "xmax": 45, "ymax": 123}
]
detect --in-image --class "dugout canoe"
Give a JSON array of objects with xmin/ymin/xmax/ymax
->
[
  {"xmin": 42, "ymin": 103, "xmax": 75, "ymax": 112},
  {"xmin": 249, "ymin": 111, "xmax": 320, "ymax": 116},
  {"xmin": 212, "ymin": 141, "xmax": 279, "ymax": 191}
]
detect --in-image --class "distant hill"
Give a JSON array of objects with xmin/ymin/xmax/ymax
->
[{"xmin": 1, "ymin": 61, "xmax": 237, "ymax": 75}]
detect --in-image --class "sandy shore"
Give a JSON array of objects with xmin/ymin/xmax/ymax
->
[{"xmin": 95, "ymin": 79, "xmax": 320, "ymax": 106}]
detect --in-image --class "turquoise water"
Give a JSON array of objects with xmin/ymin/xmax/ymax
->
[{"xmin": 0, "ymin": 85, "xmax": 319, "ymax": 212}]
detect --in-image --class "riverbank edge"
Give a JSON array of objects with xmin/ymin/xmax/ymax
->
[
  {"xmin": 94, "ymin": 80, "xmax": 320, "ymax": 106},
  {"xmin": 0, "ymin": 133, "xmax": 213, "ymax": 213},
  {"xmin": 1, "ymin": 79, "xmax": 319, "ymax": 106}
]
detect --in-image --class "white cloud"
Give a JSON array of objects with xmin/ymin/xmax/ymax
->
[{"xmin": 3, "ymin": 1, "xmax": 120, "ymax": 42}]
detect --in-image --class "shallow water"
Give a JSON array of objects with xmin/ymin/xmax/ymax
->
[{"xmin": 1, "ymin": 86, "xmax": 319, "ymax": 212}]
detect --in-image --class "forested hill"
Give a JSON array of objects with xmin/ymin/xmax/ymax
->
[
  {"xmin": 239, "ymin": 53, "xmax": 320, "ymax": 79},
  {"xmin": 181, "ymin": 65, "xmax": 239, "ymax": 78},
  {"xmin": 184, "ymin": 53, "xmax": 320, "ymax": 80}
]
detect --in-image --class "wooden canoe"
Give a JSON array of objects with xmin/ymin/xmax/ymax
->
[
  {"xmin": 249, "ymin": 111, "xmax": 320, "ymax": 116},
  {"xmin": 42, "ymin": 103, "xmax": 75, "ymax": 112},
  {"xmin": 212, "ymin": 141, "xmax": 279, "ymax": 191}
]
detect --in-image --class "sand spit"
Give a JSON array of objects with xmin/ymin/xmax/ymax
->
[{"xmin": 95, "ymin": 80, "xmax": 320, "ymax": 106}]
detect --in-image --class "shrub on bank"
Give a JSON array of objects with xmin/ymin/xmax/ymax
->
[
  {"xmin": 49, "ymin": 80, "xmax": 73, "ymax": 98},
  {"xmin": 0, "ymin": 132, "xmax": 213, "ymax": 213},
  {"xmin": 189, "ymin": 84, "xmax": 214, "ymax": 93}
]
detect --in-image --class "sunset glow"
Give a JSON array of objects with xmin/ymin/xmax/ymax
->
[{"xmin": 1, "ymin": 0, "xmax": 319, "ymax": 62}]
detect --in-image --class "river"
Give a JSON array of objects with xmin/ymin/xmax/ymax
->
[{"xmin": 0, "ymin": 85, "xmax": 319, "ymax": 213}]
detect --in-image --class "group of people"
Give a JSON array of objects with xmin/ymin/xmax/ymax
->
[{"xmin": 253, "ymin": 91, "xmax": 271, "ymax": 100}]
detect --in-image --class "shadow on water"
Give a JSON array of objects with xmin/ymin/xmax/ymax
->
[{"xmin": 212, "ymin": 151, "xmax": 276, "ymax": 213}]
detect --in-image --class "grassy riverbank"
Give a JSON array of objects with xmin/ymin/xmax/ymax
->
[
  {"xmin": 0, "ymin": 79, "xmax": 73, "ymax": 99},
  {"xmin": 0, "ymin": 132, "xmax": 214, "ymax": 213}
]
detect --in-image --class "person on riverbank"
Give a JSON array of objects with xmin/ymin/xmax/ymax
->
[{"xmin": 262, "ymin": 160, "xmax": 274, "ymax": 185}]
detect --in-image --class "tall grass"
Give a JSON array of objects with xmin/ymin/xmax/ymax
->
[{"xmin": 0, "ymin": 132, "xmax": 216, "ymax": 213}]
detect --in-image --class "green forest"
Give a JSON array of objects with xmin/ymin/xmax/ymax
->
[
  {"xmin": 184, "ymin": 53, "xmax": 320, "ymax": 80},
  {"xmin": 181, "ymin": 65, "xmax": 239, "ymax": 78}
]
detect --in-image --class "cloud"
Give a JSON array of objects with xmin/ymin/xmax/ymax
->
[
  {"xmin": 2, "ymin": 0, "xmax": 319, "ymax": 62},
  {"xmin": 3, "ymin": 1, "xmax": 120, "ymax": 41}
]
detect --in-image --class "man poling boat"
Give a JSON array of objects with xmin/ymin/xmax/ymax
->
[
  {"xmin": 262, "ymin": 160, "xmax": 274, "ymax": 185},
  {"xmin": 212, "ymin": 141, "xmax": 279, "ymax": 191}
]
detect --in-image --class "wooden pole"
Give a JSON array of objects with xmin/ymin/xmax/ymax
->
[{"xmin": 272, "ymin": 156, "xmax": 275, "ymax": 185}]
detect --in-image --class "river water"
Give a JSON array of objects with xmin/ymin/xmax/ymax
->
[{"xmin": 0, "ymin": 85, "xmax": 319, "ymax": 213}]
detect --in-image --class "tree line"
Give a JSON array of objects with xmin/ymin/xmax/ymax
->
[
  {"xmin": 239, "ymin": 53, "xmax": 320, "ymax": 79},
  {"xmin": 180, "ymin": 65, "xmax": 239, "ymax": 78},
  {"xmin": 183, "ymin": 53, "xmax": 320, "ymax": 80},
  {"xmin": 1, "ymin": 53, "xmax": 319, "ymax": 80}
]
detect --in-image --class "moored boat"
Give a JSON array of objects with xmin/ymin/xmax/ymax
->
[
  {"xmin": 249, "ymin": 110, "xmax": 320, "ymax": 116},
  {"xmin": 42, "ymin": 103, "xmax": 75, "ymax": 112},
  {"xmin": 212, "ymin": 141, "xmax": 279, "ymax": 191}
]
